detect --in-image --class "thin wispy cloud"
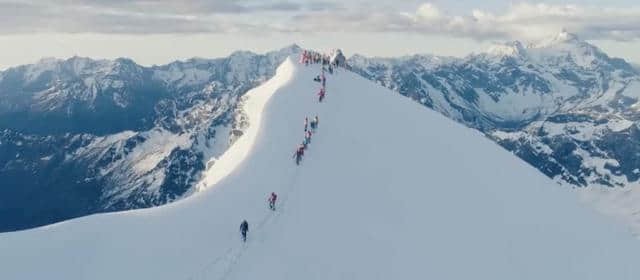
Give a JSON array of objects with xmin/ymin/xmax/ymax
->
[
  {"xmin": 404, "ymin": 2, "xmax": 640, "ymax": 41},
  {"xmin": 1, "ymin": 1, "xmax": 640, "ymax": 41},
  {"xmin": 0, "ymin": 0, "xmax": 329, "ymax": 34},
  {"xmin": 286, "ymin": 2, "xmax": 640, "ymax": 41}
]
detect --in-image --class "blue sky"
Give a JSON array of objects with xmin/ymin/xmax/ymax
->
[{"xmin": 1, "ymin": 0, "xmax": 639, "ymax": 68}]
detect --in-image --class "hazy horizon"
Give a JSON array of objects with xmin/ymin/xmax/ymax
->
[{"xmin": 2, "ymin": 1, "xmax": 640, "ymax": 69}]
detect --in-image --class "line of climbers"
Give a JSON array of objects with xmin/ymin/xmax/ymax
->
[
  {"xmin": 313, "ymin": 72, "xmax": 326, "ymax": 87},
  {"xmin": 239, "ymin": 60, "xmax": 327, "ymax": 243},
  {"xmin": 294, "ymin": 115, "xmax": 319, "ymax": 165},
  {"xmin": 318, "ymin": 87, "xmax": 326, "ymax": 102},
  {"xmin": 240, "ymin": 191, "xmax": 279, "ymax": 242},
  {"xmin": 315, "ymin": 67, "xmax": 328, "ymax": 99}
]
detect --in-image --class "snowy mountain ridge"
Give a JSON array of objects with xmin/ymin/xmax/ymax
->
[
  {"xmin": 0, "ymin": 45, "xmax": 302, "ymax": 232},
  {"xmin": 2, "ymin": 57, "xmax": 640, "ymax": 280},
  {"xmin": 486, "ymin": 41, "xmax": 527, "ymax": 58},
  {"xmin": 348, "ymin": 31, "xmax": 640, "ymax": 193},
  {"xmin": 3, "ymin": 33, "xmax": 640, "ymax": 233}
]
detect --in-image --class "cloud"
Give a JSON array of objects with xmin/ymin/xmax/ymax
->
[
  {"xmin": 0, "ymin": 2, "xmax": 208, "ymax": 34},
  {"xmin": 49, "ymin": 0, "xmax": 302, "ymax": 14},
  {"xmin": 414, "ymin": 3, "xmax": 442, "ymax": 22},
  {"xmin": 268, "ymin": 2, "xmax": 640, "ymax": 42},
  {"xmin": 2, "ymin": 0, "xmax": 640, "ymax": 42},
  {"xmin": 0, "ymin": 0, "xmax": 316, "ymax": 34},
  {"xmin": 284, "ymin": 2, "xmax": 640, "ymax": 42},
  {"xmin": 402, "ymin": 2, "xmax": 640, "ymax": 41}
]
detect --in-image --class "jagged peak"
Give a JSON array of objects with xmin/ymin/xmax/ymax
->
[
  {"xmin": 531, "ymin": 30, "xmax": 587, "ymax": 49},
  {"xmin": 36, "ymin": 57, "xmax": 61, "ymax": 65},
  {"xmin": 229, "ymin": 50, "xmax": 257, "ymax": 59},
  {"xmin": 278, "ymin": 43, "xmax": 302, "ymax": 53},
  {"xmin": 113, "ymin": 57, "xmax": 136, "ymax": 65},
  {"xmin": 330, "ymin": 48, "xmax": 346, "ymax": 61},
  {"xmin": 348, "ymin": 53, "xmax": 366, "ymax": 61},
  {"xmin": 554, "ymin": 30, "xmax": 579, "ymax": 41},
  {"xmin": 486, "ymin": 41, "xmax": 527, "ymax": 57},
  {"xmin": 64, "ymin": 56, "xmax": 113, "ymax": 67}
]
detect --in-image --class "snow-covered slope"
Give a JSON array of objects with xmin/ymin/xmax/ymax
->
[
  {"xmin": 2, "ymin": 58, "xmax": 640, "ymax": 280},
  {"xmin": 0, "ymin": 45, "xmax": 301, "ymax": 232},
  {"xmin": 349, "ymin": 31, "xmax": 640, "ymax": 189}
]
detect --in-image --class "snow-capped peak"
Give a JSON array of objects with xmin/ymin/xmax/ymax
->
[
  {"xmin": 516, "ymin": 31, "xmax": 614, "ymax": 69},
  {"xmin": 330, "ymin": 48, "xmax": 346, "ymax": 62},
  {"xmin": 548, "ymin": 30, "xmax": 578, "ymax": 45},
  {"xmin": 278, "ymin": 43, "xmax": 302, "ymax": 54},
  {"xmin": 486, "ymin": 41, "xmax": 527, "ymax": 58},
  {"xmin": 555, "ymin": 30, "xmax": 578, "ymax": 41},
  {"xmin": 36, "ymin": 57, "xmax": 61, "ymax": 65},
  {"xmin": 532, "ymin": 30, "xmax": 584, "ymax": 49}
]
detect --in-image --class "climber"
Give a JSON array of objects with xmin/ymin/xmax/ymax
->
[
  {"xmin": 268, "ymin": 192, "xmax": 278, "ymax": 211},
  {"xmin": 321, "ymin": 74, "xmax": 326, "ymax": 88},
  {"xmin": 303, "ymin": 131, "xmax": 312, "ymax": 148},
  {"xmin": 305, "ymin": 130, "xmax": 312, "ymax": 144},
  {"xmin": 304, "ymin": 117, "xmax": 309, "ymax": 131},
  {"xmin": 310, "ymin": 118, "xmax": 317, "ymax": 130},
  {"xmin": 303, "ymin": 51, "xmax": 309, "ymax": 66},
  {"xmin": 311, "ymin": 115, "xmax": 319, "ymax": 130},
  {"xmin": 240, "ymin": 220, "xmax": 249, "ymax": 242},
  {"xmin": 318, "ymin": 88, "xmax": 326, "ymax": 103},
  {"xmin": 293, "ymin": 144, "xmax": 304, "ymax": 165},
  {"xmin": 303, "ymin": 134, "xmax": 309, "ymax": 149}
]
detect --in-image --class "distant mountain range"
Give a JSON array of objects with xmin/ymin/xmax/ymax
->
[
  {"xmin": 2, "ymin": 31, "xmax": 640, "ymax": 232},
  {"xmin": 349, "ymin": 31, "xmax": 640, "ymax": 189},
  {"xmin": 0, "ymin": 45, "xmax": 300, "ymax": 231}
]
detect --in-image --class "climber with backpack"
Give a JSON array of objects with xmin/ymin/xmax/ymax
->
[
  {"xmin": 293, "ymin": 144, "xmax": 304, "ymax": 165},
  {"xmin": 310, "ymin": 118, "xmax": 316, "ymax": 130},
  {"xmin": 268, "ymin": 192, "xmax": 278, "ymax": 211},
  {"xmin": 240, "ymin": 220, "xmax": 249, "ymax": 242},
  {"xmin": 310, "ymin": 115, "xmax": 318, "ymax": 130},
  {"xmin": 305, "ymin": 130, "xmax": 312, "ymax": 145},
  {"xmin": 303, "ymin": 132, "xmax": 311, "ymax": 149},
  {"xmin": 318, "ymin": 88, "xmax": 326, "ymax": 103}
]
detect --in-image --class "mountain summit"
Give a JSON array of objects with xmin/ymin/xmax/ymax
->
[
  {"xmin": 483, "ymin": 31, "xmax": 617, "ymax": 69},
  {"xmin": 486, "ymin": 40, "xmax": 527, "ymax": 57},
  {"xmin": 534, "ymin": 30, "xmax": 582, "ymax": 48},
  {"xmin": 349, "ymin": 31, "xmax": 640, "ymax": 192}
]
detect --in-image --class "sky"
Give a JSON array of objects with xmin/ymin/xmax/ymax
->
[{"xmin": 1, "ymin": 0, "xmax": 640, "ymax": 69}]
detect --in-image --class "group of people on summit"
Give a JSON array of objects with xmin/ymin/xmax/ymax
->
[
  {"xmin": 301, "ymin": 50, "xmax": 331, "ymax": 66},
  {"xmin": 300, "ymin": 49, "xmax": 347, "ymax": 73}
]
